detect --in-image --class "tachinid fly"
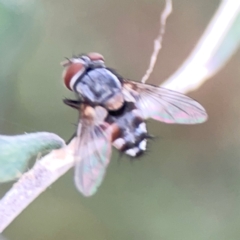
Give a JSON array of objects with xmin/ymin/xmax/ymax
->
[{"xmin": 62, "ymin": 52, "xmax": 208, "ymax": 196}]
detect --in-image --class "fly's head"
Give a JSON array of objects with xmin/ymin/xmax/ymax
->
[{"xmin": 61, "ymin": 52, "xmax": 106, "ymax": 91}]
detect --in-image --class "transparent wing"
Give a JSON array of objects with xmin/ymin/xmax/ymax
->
[
  {"xmin": 74, "ymin": 106, "xmax": 112, "ymax": 197},
  {"xmin": 122, "ymin": 80, "xmax": 208, "ymax": 124}
]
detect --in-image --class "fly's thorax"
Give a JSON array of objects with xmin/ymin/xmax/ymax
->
[{"xmin": 74, "ymin": 68, "xmax": 124, "ymax": 110}]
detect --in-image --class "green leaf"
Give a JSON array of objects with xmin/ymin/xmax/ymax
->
[{"xmin": 0, "ymin": 132, "xmax": 65, "ymax": 182}]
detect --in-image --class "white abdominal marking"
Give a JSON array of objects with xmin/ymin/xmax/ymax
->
[
  {"xmin": 125, "ymin": 147, "xmax": 139, "ymax": 157},
  {"xmin": 139, "ymin": 139, "xmax": 147, "ymax": 151},
  {"xmin": 138, "ymin": 122, "xmax": 147, "ymax": 132},
  {"xmin": 113, "ymin": 138, "xmax": 125, "ymax": 149}
]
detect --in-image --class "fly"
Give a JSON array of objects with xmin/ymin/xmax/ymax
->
[{"xmin": 62, "ymin": 52, "xmax": 208, "ymax": 196}]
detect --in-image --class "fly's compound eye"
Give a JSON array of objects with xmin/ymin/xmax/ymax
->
[
  {"xmin": 86, "ymin": 52, "xmax": 105, "ymax": 68},
  {"xmin": 87, "ymin": 52, "xmax": 105, "ymax": 62},
  {"xmin": 62, "ymin": 62, "xmax": 86, "ymax": 90}
]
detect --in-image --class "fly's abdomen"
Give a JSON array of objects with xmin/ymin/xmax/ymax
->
[
  {"xmin": 75, "ymin": 68, "xmax": 124, "ymax": 110},
  {"xmin": 107, "ymin": 101, "xmax": 149, "ymax": 158},
  {"xmin": 113, "ymin": 121, "xmax": 148, "ymax": 157}
]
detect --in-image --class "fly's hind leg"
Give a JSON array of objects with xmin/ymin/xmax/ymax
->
[{"xmin": 66, "ymin": 131, "xmax": 77, "ymax": 144}]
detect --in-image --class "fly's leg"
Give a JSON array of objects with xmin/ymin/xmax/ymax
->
[
  {"xmin": 66, "ymin": 132, "xmax": 77, "ymax": 144},
  {"xmin": 63, "ymin": 98, "xmax": 82, "ymax": 109}
]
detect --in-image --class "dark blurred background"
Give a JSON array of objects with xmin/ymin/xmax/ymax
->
[{"xmin": 1, "ymin": 0, "xmax": 240, "ymax": 239}]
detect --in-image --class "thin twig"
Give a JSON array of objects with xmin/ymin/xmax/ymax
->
[
  {"xmin": 0, "ymin": 141, "xmax": 75, "ymax": 233},
  {"xmin": 141, "ymin": 0, "xmax": 172, "ymax": 83}
]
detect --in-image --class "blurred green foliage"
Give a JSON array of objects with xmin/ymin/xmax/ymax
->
[
  {"xmin": 1, "ymin": 0, "xmax": 240, "ymax": 240},
  {"xmin": 0, "ymin": 0, "xmax": 39, "ymax": 133}
]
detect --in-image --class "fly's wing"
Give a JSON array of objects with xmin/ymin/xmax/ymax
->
[
  {"xmin": 74, "ymin": 105, "xmax": 112, "ymax": 196},
  {"xmin": 122, "ymin": 80, "xmax": 208, "ymax": 124}
]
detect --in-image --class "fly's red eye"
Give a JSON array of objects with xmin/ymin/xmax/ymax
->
[
  {"xmin": 62, "ymin": 62, "xmax": 85, "ymax": 90},
  {"xmin": 87, "ymin": 52, "xmax": 104, "ymax": 61}
]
